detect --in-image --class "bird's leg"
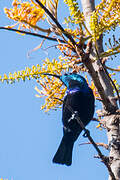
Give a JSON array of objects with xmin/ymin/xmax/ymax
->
[{"xmin": 68, "ymin": 110, "xmax": 91, "ymax": 138}]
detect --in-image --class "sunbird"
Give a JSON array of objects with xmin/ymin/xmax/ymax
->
[{"xmin": 42, "ymin": 73, "xmax": 95, "ymax": 166}]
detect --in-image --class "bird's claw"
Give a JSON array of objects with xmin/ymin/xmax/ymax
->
[
  {"xmin": 68, "ymin": 111, "xmax": 79, "ymax": 123},
  {"xmin": 83, "ymin": 129, "xmax": 90, "ymax": 138}
]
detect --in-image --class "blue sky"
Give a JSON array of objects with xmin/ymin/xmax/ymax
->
[{"xmin": 0, "ymin": 1, "xmax": 118, "ymax": 180}]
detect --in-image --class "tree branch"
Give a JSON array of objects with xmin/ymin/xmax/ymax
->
[
  {"xmin": 75, "ymin": 42, "xmax": 116, "ymax": 113},
  {"xmin": 66, "ymin": 104, "xmax": 116, "ymax": 180},
  {"xmin": 79, "ymin": 142, "xmax": 109, "ymax": 150},
  {"xmin": 105, "ymin": 65, "xmax": 120, "ymax": 72},
  {"xmin": 80, "ymin": 0, "xmax": 118, "ymax": 110},
  {"xmin": 0, "ymin": 27, "xmax": 65, "ymax": 43},
  {"xmin": 34, "ymin": 0, "xmax": 116, "ymax": 113},
  {"xmin": 34, "ymin": 0, "xmax": 76, "ymax": 46},
  {"xmin": 80, "ymin": 1, "xmax": 120, "ymax": 180},
  {"xmin": 95, "ymin": 46, "xmax": 120, "ymax": 106}
]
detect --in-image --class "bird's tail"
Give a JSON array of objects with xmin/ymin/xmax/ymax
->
[{"xmin": 52, "ymin": 133, "xmax": 74, "ymax": 166}]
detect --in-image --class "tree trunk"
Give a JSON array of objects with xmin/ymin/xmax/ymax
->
[
  {"xmin": 105, "ymin": 114, "xmax": 120, "ymax": 180},
  {"xmin": 80, "ymin": 0, "xmax": 120, "ymax": 179}
]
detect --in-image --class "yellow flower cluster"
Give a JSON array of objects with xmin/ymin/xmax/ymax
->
[
  {"xmin": 0, "ymin": 58, "xmax": 68, "ymax": 83},
  {"xmin": 46, "ymin": 0, "xmax": 59, "ymax": 19},
  {"xmin": 100, "ymin": 44, "xmax": 120, "ymax": 58},
  {"xmin": 0, "ymin": 58, "xmax": 68, "ymax": 111},
  {"xmin": 35, "ymin": 76, "xmax": 66, "ymax": 111},
  {"xmin": 64, "ymin": 0, "xmax": 84, "ymax": 25},
  {"xmin": 4, "ymin": 0, "xmax": 45, "ymax": 30},
  {"xmin": 90, "ymin": 0, "xmax": 120, "ymax": 41},
  {"xmin": 65, "ymin": 28, "xmax": 82, "ymax": 39},
  {"xmin": 90, "ymin": 12, "xmax": 99, "ymax": 41},
  {"xmin": 41, "ymin": 58, "xmax": 68, "ymax": 74},
  {"xmin": 35, "ymin": 58, "xmax": 67, "ymax": 111},
  {"xmin": 0, "ymin": 57, "xmax": 100, "ymax": 111},
  {"xmin": 0, "ymin": 64, "xmax": 41, "ymax": 83}
]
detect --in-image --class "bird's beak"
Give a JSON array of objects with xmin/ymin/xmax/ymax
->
[{"xmin": 40, "ymin": 73, "xmax": 61, "ymax": 79}]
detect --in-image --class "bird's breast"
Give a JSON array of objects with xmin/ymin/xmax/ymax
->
[{"xmin": 62, "ymin": 88, "xmax": 95, "ymax": 128}]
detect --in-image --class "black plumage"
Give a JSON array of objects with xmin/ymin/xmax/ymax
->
[{"xmin": 42, "ymin": 73, "xmax": 95, "ymax": 166}]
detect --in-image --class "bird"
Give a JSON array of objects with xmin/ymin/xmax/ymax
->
[{"xmin": 42, "ymin": 72, "xmax": 95, "ymax": 166}]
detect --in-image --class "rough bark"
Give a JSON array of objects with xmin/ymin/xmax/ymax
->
[
  {"xmin": 104, "ymin": 114, "xmax": 120, "ymax": 180},
  {"xmin": 80, "ymin": 0, "xmax": 116, "ymax": 104},
  {"xmin": 80, "ymin": 0, "xmax": 120, "ymax": 179}
]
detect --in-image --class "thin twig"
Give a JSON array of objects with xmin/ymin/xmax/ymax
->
[
  {"xmin": 17, "ymin": 19, "xmax": 51, "ymax": 33},
  {"xmin": 35, "ymin": 0, "xmax": 76, "ymax": 46},
  {"xmin": 92, "ymin": 117, "xmax": 99, "ymax": 122},
  {"xmin": 0, "ymin": 27, "xmax": 65, "ymax": 43},
  {"xmin": 79, "ymin": 142, "xmax": 109, "ymax": 150},
  {"xmin": 43, "ymin": 43, "xmax": 64, "ymax": 51},
  {"xmin": 105, "ymin": 65, "xmax": 120, "ymax": 72}
]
